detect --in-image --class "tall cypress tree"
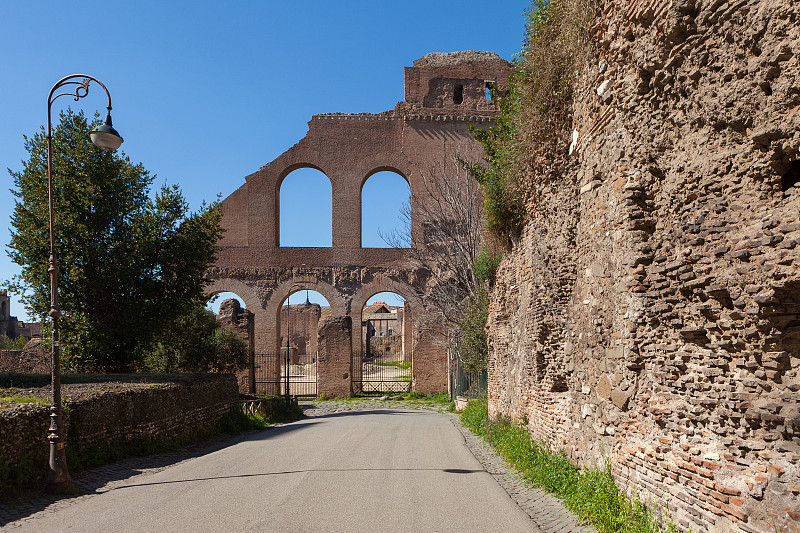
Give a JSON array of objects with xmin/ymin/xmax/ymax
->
[{"xmin": 7, "ymin": 109, "xmax": 223, "ymax": 372}]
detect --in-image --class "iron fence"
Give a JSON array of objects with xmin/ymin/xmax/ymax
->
[
  {"xmin": 450, "ymin": 357, "xmax": 487, "ymax": 399},
  {"xmin": 254, "ymin": 353, "xmax": 317, "ymax": 397},
  {"xmin": 352, "ymin": 351, "xmax": 412, "ymax": 394}
]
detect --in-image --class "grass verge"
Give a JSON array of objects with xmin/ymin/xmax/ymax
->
[
  {"xmin": 371, "ymin": 361, "xmax": 412, "ymax": 369},
  {"xmin": 461, "ymin": 399, "xmax": 680, "ymax": 533}
]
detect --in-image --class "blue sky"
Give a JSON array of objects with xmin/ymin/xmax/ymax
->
[{"xmin": 1, "ymin": 1, "xmax": 529, "ymax": 321}]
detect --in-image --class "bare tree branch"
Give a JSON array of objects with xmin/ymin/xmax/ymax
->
[{"xmin": 382, "ymin": 154, "xmax": 486, "ymax": 352}]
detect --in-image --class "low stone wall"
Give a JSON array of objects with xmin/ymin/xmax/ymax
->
[{"xmin": 0, "ymin": 374, "xmax": 238, "ymax": 494}]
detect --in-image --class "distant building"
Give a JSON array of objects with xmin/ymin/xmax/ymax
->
[
  {"xmin": 280, "ymin": 297, "xmax": 324, "ymax": 363},
  {"xmin": 0, "ymin": 290, "xmax": 41, "ymax": 340},
  {"xmin": 362, "ymin": 302, "xmax": 405, "ymax": 359}
]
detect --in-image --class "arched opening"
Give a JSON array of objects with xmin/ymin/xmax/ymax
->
[
  {"xmin": 279, "ymin": 167, "xmax": 332, "ymax": 247},
  {"xmin": 206, "ymin": 292, "xmax": 246, "ymax": 315},
  {"xmin": 361, "ymin": 171, "xmax": 410, "ymax": 248},
  {"xmin": 279, "ymin": 289, "xmax": 330, "ymax": 363},
  {"xmin": 277, "ymin": 289, "xmax": 330, "ymax": 397},
  {"xmin": 356, "ymin": 291, "xmax": 410, "ymax": 394},
  {"xmin": 0, "ymin": 300, "xmax": 6, "ymax": 320}
]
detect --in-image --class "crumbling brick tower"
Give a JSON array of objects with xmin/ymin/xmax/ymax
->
[{"xmin": 208, "ymin": 51, "xmax": 511, "ymax": 396}]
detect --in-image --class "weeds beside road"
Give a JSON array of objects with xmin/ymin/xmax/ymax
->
[{"xmin": 461, "ymin": 399, "xmax": 683, "ymax": 533}]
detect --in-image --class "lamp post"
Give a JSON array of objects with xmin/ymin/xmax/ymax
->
[{"xmin": 44, "ymin": 75, "xmax": 123, "ymax": 493}]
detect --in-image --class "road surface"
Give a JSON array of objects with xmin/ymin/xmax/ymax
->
[{"xmin": 7, "ymin": 409, "xmax": 540, "ymax": 532}]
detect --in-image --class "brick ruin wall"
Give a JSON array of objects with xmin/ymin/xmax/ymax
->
[
  {"xmin": 487, "ymin": 1, "xmax": 800, "ymax": 532},
  {"xmin": 216, "ymin": 298, "xmax": 255, "ymax": 393},
  {"xmin": 211, "ymin": 51, "xmax": 511, "ymax": 396}
]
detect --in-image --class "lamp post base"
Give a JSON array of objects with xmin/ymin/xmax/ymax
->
[
  {"xmin": 45, "ymin": 447, "xmax": 72, "ymax": 494},
  {"xmin": 45, "ymin": 407, "xmax": 71, "ymax": 494}
]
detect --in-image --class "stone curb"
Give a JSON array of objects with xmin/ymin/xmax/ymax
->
[{"xmin": 448, "ymin": 413, "xmax": 598, "ymax": 533}]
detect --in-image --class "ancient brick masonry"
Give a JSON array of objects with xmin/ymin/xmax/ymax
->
[
  {"xmin": 216, "ymin": 298, "xmax": 255, "ymax": 393},
  {"xmin": 209, "ymin": 51, "xmax": 511, "ymax": 395},
  {"xmin": 487, "ymin": 1, "xmax": 800, "ymax": 532}
]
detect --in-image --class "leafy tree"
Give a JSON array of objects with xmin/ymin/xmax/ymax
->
[
  {"xmin": 0, "ymin": 335, "xmax": 29, "ymax": 351},
  {"xmin": 7, "ymin": 109, "xmax": 223, "ymax": 372},
  {"xmin": 146, "ymin": 303, "xmax": 247, "ymax": 373}
]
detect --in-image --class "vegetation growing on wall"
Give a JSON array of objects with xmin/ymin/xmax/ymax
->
[
  {"xmin": 464, "ymin": 0, "xmax": 594, "ymax": 247},
  {"xmin": 462, "ymin": 400, "xmax": 681, "ymax": 533},
  {"xmin": 146, "ymin": 303, "xmax": 248, "ymax": 373},
  {"xmin": 457, "ymin": 247, "xmax": 502, "ymax": 372},
  {"xmin": 0, "ymin": 335, "xmax": 28, "ymax": 351}
]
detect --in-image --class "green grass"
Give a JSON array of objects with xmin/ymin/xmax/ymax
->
[
  {"xmin": 461, "ymin": 400, "xmax": 680, "ymax": 533},
  {"xmin": 371, "ymin": 361, "xmax": 412, "ymax": 369},
  {"xmin": 0, "ymin": 395, "xmax": 50, "ymax": 405}
]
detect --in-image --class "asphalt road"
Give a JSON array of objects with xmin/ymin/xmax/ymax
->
[{"xmin": 9, "ymin": 409, "xmax": 539, "ymax": 532}]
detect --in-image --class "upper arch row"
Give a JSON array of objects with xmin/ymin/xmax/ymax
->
[
  {"xmin": 278, "ymin": 165, "xmax": 411, "ymax": 248},
  {"xmin": 275, "ymin": 163, "xmax": 411, "ymax": 191}
]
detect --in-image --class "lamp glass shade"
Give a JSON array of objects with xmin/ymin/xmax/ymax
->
[{"xmin": 90, "ymin": 116, "xmax": 123, "ymax": 151}]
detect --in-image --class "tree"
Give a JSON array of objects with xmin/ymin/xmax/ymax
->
[
  {"xmin": 0, "ymin": 335, "xmax": 28, "ymax": 351},
  {"xmin": 145, "ymin": 303, "xmax": 248, "ymax": 374},
  {"xmin": 7, "ymin": 109, "xmax": 223, "ymax": 372},
  {"xmin": 382, "ymin": 157, "xmax": 500, "ymax": 371}
]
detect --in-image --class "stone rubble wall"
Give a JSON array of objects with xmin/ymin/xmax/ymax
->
[
  {"xmin": 487, "ymin": 1, "xmax": 800, "ymax": 532},
  {"xmin": 0, "ymin": 375, "xmax": 238, "ymax": 492},
  {"xmin": 0, "ymin": 339, "xmax": 50, "ymax": 374}
]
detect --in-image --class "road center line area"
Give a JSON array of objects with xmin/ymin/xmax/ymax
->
[{"xmin": 2, "ymin": 409, "xmax": 542, "ymax": 533}]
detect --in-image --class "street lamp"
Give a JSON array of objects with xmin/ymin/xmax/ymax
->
[{"xmin": 44, "ymin": 74, "xmax": 123, "ymax": 493}]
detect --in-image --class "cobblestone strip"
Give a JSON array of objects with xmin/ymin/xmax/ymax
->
[
  {"xmin": 448, "ymin": 414, "xmax": 598, "ymax": 533},
  {"xmin": 298, "ymin": 398, "xmax": 450, "ymax": 417}
]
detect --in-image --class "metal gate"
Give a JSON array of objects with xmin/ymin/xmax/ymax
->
[
  {"xmin": 351, "ymin": 351, "xmax": 412, "ymax": 394},
  {"xmin": 254, "ymin": 353, "xmax": 317, "ymax": 397}
]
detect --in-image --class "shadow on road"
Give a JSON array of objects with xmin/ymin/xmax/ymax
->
[
  {"xmin": 1, "ymin": 408, "xmax": 448, "ymax": 526},
  {"xmin": 0, "ymin": 421, "xmax": 312, "ymax": 526},
  {"xmin": 106, "ymin": 466, "xmax": 485, "ymax": 491}
]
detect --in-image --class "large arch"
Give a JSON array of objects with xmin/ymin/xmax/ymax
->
[
  {"xmin": 205, "ymin": 278, "xmax": 263, "ymax": 311},
  {"xmin": 212, "ymin": 52, "xmax": 512, "ymax": 394},
  {"xmin": 351, "ymin": 278, "xmax": 420, "ymax": 356},
  {"xmin": 265, "ymin": 276, "xmax": 347, "ymax": 353},
  {"xmin": 360, "ymin": 164, "xmax": 411, "ymax": 190}
]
